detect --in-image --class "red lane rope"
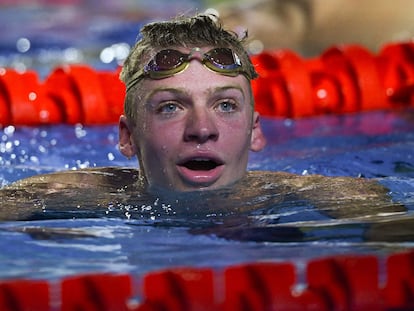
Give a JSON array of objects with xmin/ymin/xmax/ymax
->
[
  {"xmin": 251, "ymin": 42, "xmax": 414, "ymax": 118},
  {"xmin": 1, "ymin": 249, "xmax": 414, "ymax": 310},
  {"xmin": 1, "ymin": 42, "xmax": 414, "ymax": 126}
]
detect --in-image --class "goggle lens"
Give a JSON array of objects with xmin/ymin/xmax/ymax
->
[
  {"xmin": 149, "ymin": 49, "xmax": 187, "ymax": 71},
  {"xmin": 126, "ymin": 47, "xmax": 245, "ymax": 91},
  {"xmin": 206, "ymin": 48, "xmax": 240, "ymax": 69}
]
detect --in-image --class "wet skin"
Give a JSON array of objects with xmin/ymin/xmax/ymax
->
[
  {"xmin": 0, "ymin": 165, "xmax": 411, "ymax": 243},
  {"xmin": 0, "ymin": 167, "xmax": 407, "ymax": 240},
  {"xmin": 119, "ymin": 49, "xmax": 266, "ymax": 192}
]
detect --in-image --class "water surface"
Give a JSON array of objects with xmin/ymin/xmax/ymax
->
[{"xmin": 0, "ymin": 110, "xmax": 413, "ymax": 280}]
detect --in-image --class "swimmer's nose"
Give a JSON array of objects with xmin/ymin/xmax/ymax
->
[{"xmin": 184, "ymin": 108, "xmax": 219, "ymax": 143}]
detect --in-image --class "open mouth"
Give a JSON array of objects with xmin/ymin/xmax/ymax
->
[
  {"xmin": 182, "ymin": 158, "xmax": 222, "ymax": 171},
  {"xmin": 176, "ymin": 156, "xmax": 225, "ymax": 186}
]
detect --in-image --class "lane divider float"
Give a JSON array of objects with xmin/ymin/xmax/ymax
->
[
  {"xmin": 0, "ymin": 249, "xmax": 414, "ymax": 310},
  {"xmin": 1, "ymin": 41, "xmax": 414, "ymax": 126}
]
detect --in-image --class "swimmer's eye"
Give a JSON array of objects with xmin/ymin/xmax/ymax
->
[
  {"xmin": 215, "ymin": 100, "xmax": 238, "ymax": 113},
  {"xmin": 157, "ymin": 102, "xmax": 182, "ymax": 114}
]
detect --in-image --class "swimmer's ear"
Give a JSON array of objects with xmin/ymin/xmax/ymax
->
[
  {"xmin": 119, "ymin": 115, "xmax": 137, "ymax": 158},
  {"xmin": 250, "ymin": 111, "xmax": 267, "ymax": 152}
]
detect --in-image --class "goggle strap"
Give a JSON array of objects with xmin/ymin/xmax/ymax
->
[
  {"xmin": 126, "ymin": 70, "xmax": 145, "ymax": 92},
  {"xmin": 125, "ymin": 48, "xmax": 246, "ymax": 91}
]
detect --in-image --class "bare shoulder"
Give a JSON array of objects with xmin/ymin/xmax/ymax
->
[
  {"xmin": 3, "ymin": 167, "xmax": 140, "ymax": 192},
  {"xmin": 0, "ymin": 167, "xmax": 142, "ymax": 221},
  {"xmin": 247, "ymin": 170, "xmax": 389, "ymax": 195},
  {"xmin": 246, "ymin": 171, "xmax": 404, "ymax": 218}
]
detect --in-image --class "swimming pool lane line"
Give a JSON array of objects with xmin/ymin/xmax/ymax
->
[
  {"xmin": 0, "ymin": 248, "xmax": 413, "ymax": 310},
  {"xmin": 1, "ymin": 42, "xmax": 414, "ymax": 126}
]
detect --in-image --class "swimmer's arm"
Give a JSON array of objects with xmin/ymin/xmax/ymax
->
[
  {"xmin": 282, "ymin": 173, "xmax": 406, "ymax": 219},
  {"xmin": 2, "ymin": 167, "xmax": 140, "ymax": 191},
  {"xmin": 247, "ymin": 171, "xmax": 405, "ymax": 219}
]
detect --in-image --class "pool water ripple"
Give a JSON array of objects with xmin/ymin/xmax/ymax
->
[{"xmin": 0, "ymin": 109, "xmax": 413, "ymax": 279}]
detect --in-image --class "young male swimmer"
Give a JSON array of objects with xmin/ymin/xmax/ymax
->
[
  {"xmin": 0, "ymin": 14, "xmax": 404, "ymax": 223},
  {"xmin": 118, "ymin": 13, "xmax": 266, "ymax": 191}
]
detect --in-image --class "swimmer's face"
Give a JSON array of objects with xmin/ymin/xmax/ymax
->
[{"xmin": 119, "ymin": 47, "xmax": 266, "ymax": 192}]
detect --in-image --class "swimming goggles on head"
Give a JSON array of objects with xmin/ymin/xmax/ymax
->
[{"xmin": 126, "ymin": 47, "xmax": 246, "ymax": 91}]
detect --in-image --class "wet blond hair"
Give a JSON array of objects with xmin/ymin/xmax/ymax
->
[{"xmin": 120, "ymin": 14, "xmax": 258, "ymax": 122}]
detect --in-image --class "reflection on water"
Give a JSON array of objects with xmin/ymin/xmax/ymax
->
[
  {"xmin": 0, "ymin": 167, "xmax": 412, "ymax": 243},
  {"xmin": 0, "ymin": 110, "xmax": 413, "ymax": 279}
]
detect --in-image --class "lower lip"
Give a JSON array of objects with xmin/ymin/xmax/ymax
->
[{"xmin": 176, "ymin": 165, "xmax": 225, "ymax": 187}]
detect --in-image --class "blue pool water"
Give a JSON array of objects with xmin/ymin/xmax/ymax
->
[
  {"xmin": 0, "ymin": 110, "xmax": 413, "ymax": 280},
  {"xmin": 1, "ymin": 0, "xmax": 414, "ymax": 282}
]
